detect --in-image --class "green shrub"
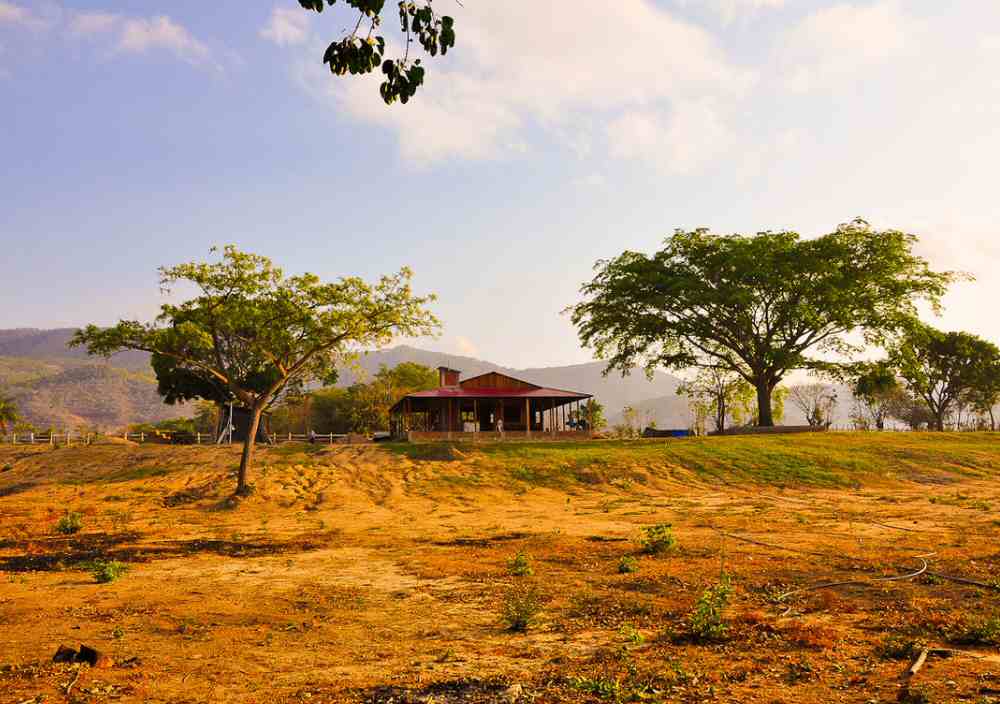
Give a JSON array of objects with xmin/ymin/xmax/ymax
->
[
  {"xmin": 618, "ymin": 556, "xmax": 639, "ymax": 574},
  {"xmin": 949, "ymin": 614, "xmax": 1000, "ymax": 646},
  {"xmin": 689, "ymin": 575, "xmax": 732, "ymax": 642},
  {"xmin": 501, "ymin": 584, "xmax": 542, "ymax": 632},
  {"xmin": 56, "ymin": 511, "xmax": 83, "ymax": 535},
  {"xmin": 89, "ymin": 560, "xmax": 128, "ymax": 584},
  {"xmin": 507, "ymin": 551, "xmax": 533, "ymax": 577},
  {"xmin": 639, "ymin": 523, "xmax": 675, "ymax": 555},
  {"xmin": 876, "ymin": 634, "xmax": 921, "ymax": 660}
]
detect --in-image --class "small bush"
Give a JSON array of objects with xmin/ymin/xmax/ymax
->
[
  {"xmin": 689, "ymin": 575, "xmax": 732, "ymax": 642},
  {"xmin": 876, "ymin": 634, "xmax": 922, "ymax": 660},
  {"xmin": 507, "ymin": 551, "xmax": 533, "ymax": 577},
  {"xmin": 567, "ymin": 676, "xmax": 623, "ymax": 699},
  {"xmin": 949, "ymin": 614, "xmax": 1000, "ymax": 646},
  {"xmin": 56, "ymin": 511, "xmax": 83, "ymax": 535},
  {"xmin": 619, "ymin": 624, "xmax": 645, "ymax": 645},
  {"xmin": 89, "ymin": 560, "xmax": 128, "ymax": 584},
  {"xmin": 501, "ymin": 584, "xmax": 542, "ymax": 632},
  {"xmin": 618, "ymin": 556, "xmax": 639, "ymax": 574},
  {"xmin": 639, "ymin": 523, "xmax": 675, "ymax": 555},
  {"xmin": 1, "ymin": 463, "xmax": 12, "ymax": 472}
]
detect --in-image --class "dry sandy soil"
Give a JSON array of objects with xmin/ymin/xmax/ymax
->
[{"xmin": 1, "ymin": 437, "xmax": 999, "ymax": 703}]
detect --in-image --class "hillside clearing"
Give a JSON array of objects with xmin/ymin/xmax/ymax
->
[{"xmin": 1, "ymin": 433, "xmax": 999, "ymax": 703}]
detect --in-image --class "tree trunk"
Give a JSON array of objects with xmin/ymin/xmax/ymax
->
[
  {"xmin": 756, "ymin": 382, "xmax": 774, "ymax": 427},
  {"xmin": 236, "ymin": 407, "xmax": 264, "ymax": 497},
  {"xmin": 933, "ymin": 412, "xmax": 945, "ymax": 432},
  {"xmin": 990, "ymin": 408, "xmax": 996, "ymax": 432}
]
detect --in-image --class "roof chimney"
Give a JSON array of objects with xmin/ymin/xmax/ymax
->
[{"xmin": 438, "ymin": 366, "xmax": 461, "ymax": 387}]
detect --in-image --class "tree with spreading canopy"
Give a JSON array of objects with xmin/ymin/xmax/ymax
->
[
  {"xmin": 851, "ymin": 362, "xmax": 901, "ymax": 431},
  {"xmin": 72, "ymin": 246, "xmax": 438, "ymax": 496},
  {"xmin": 570, "ymin": 219, "xmax": 955, "ymax": 427},
  {"xmin": 889, "ymin": 324, "xmax": 1000, "ymax": 431},
  {"xmin": 299, "ymin": 0, "xmax": 457, "ymax": 105},
  {"xmin": 787, "ymin": 383, "xmax": 838, "ymax": 428}
]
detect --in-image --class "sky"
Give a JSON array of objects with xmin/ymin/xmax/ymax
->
[{"xmin": 1, "ymin": 0, "xmax": 999, "ymax": 370}]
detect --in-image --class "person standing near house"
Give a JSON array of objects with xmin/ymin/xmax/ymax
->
[{"xmin": 496, "ymin": 415, "xmax": 504, "ymax": 439}]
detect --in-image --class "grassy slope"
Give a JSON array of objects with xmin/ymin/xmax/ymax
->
[{"xmin": 390, "ymin": 432, "xmax": 1000, "ymax": 488}]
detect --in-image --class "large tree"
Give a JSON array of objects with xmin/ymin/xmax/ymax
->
[
  {"xmin": 851, "ymin": 361, "xmax": 901, "ymax": 431},
  {"xmin": 571, "ymin": 219, "xmax": 954, "ymax": 426},
  {"xmin": 890, "ymin": 324, "xmax": 1000, "ymax": 431},
  {"xmin": 72, "ymin": 246, "xmax": 437, "ymax": 496},
  {"xmin": 300, "ymin": 0, "xmax": 457, "ymax": 105}
]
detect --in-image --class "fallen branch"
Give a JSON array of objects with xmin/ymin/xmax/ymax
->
[{"xmin": 903, "ymin": 647, "xmax": 930, "ymax": 680}]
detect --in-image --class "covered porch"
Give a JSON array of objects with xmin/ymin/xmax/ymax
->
[{"xmin": 390, "ymin": 395, "xmax": 591, "ymax": 441}]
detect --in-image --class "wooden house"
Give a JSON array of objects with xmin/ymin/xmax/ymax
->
[{"xmin": 389, "ymin": 367, "xmax": 592, "ymax": 442}]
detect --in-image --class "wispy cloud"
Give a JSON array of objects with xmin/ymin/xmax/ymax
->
[
  {"xmin": 1, "ymin": 4, "xmax": 221, "ymax": 71},
  {"xmin": 288, "ymin": 0, "xmax": 754, "ymax": 165},
  {"xmin": 68, "ymin": 11, "xmax": 120, "ymax": 37},
  {"xmin": 260, "ymin": 7, "xmax": 310, "ymax": 46},
  {"xmin": 0, "ymin": 1, "xmax": 48, "ymax": 29},
  {"xmin": 678, "ymin": 0, "xmax": 786, "ymax": 24},
  {"xmin": 777, "ymin": 0, "xmax": 918, "ymax": 93},
  {"xmin": 117, "ymin": 15, "xmax": 212, "ymax": 65}
]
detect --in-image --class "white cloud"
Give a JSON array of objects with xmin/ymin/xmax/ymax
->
[
  {"xmin": 291, "ymin": 0, "xmax": 753, "ymax": 165},
  {"xmin": 454, "ymin": 336, "xmax": 480, "ymax": 358},
  {"xmin": 680, "ymin": 0, "xmax": 786, "ymax": 24},
  {"xmin": 778, "ymin": 0, "xmax": 918, "ymax": 93},
  {"xmin": 117, "ymin": 15, "xmax": 212, "ymax": 65},
  {"xmin": 607, "ymin": 101, "xmax": 733, "ymax": 174},
  {"xmin": 68, "ymin": 11, "xmax": 120, "ymax": 36},
  {"xmin": 260, "ymin": 7, "xmax": 310, "ymax": 46},
  {"xmin": 0, "ymin": 1, "xmax": 47, "ymax": 29}
]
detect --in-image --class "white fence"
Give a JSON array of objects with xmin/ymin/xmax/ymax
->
[{"xmin": 1, "ymin": 431, "xmax": 349, "ymax": 446}]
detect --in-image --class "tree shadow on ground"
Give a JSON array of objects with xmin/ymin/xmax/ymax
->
[{"xmin": 0, "ymin": 531, "xmax": 341, "ymax": 573}]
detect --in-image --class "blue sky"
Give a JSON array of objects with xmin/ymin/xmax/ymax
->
[{"xmin": 2, "ymin": 0, "xmax": 999, "ymax": 369}]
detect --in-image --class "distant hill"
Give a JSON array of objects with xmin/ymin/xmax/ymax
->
[
  {"xmin": 0, "ymin": 330, "xmax": 691, "ymax": 430},
  {"xmin": 341, "ymin": 345, "xmax": 684, "ymax": 423},
  {"xmin": 0, "ymin": 328, "xmax": 150, "ymax": 371}
]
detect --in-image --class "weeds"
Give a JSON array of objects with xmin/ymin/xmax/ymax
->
[
  {"xmin": 501, "ymin": 584, "xmax": 543, "ymax": 632},
  {"xmin": 639, "ymin": 524, "xmax": 675, "ymax": 555},
  {"xmin": 507, "ymin": 551, "xmax": 533, "ymax": 577},
  {"xmin": 949, "ymin": 614, "xmax": 1000, "ymax": 646},
  {"xmin": 876, "ymin": 634, "xmax": 922, "ymax": 660},
  {"xmin": 56, "ymin": 511, "xmax": 83, "ymax": 535},
  {"xmin": 618, "ymin": 555, "xmax": 639, "ymax": 574},
  {"xmin": 619, "ymin": 624, "xmax": 645, "ymax": 645},
  {"xmin": 87, "ymin": 560, "xmax": 128, "ymax": 584},
  {"xmin": 689, "ymin": 575, "xmax": 732, "ymax": 642}
]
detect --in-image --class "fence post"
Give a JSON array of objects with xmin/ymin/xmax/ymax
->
[
  {"xmin": 329, "ymin": 432, "xmax": 333, "ymax": 445},
  {"xmin": 288, "ymin": 431, "xmax": 292, "ymax": 443},
  {"xmin": 140, "ymin": 431, "xmax": 145, "ymax": 444},
  {"xmin": 30, "ymin": 432, "xmax": 35, "ymax": 445},
  {"xmin": 50, "ymin": 432, "xmax": 54, "ymax": 446},
  {"xmin": 196, "ymin": 432, "xmax": 201, "ymax": 445}
]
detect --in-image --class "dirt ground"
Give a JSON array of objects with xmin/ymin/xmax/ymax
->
[{"xmin": 1, "ymin": 439, "xmax": 998, "ymax": 703}]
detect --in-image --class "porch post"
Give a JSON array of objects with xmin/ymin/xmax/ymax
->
[
  {"xmin": 447, "ymin": 398, "xmax": 452, "ymax": 440},
  {"xmin": 474, "ymin": 399, "xmax": 479, "ymax": 442},
  {"xmin": 525, "ymin": 398, "xmax": 531, "ymax": 439}
]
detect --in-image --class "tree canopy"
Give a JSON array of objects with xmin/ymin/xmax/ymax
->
[
  {"xmin": 300, "ymin": 0, "xmax": 457, "ymax": 105},
  {"xmin": 889, "ymin": 324, "xmax": 1000, "ymax": 431},
  {"xmin": 571, "ymin": 219, "xmax": 955, "ymax": 426},
  {"xmin": 72, "ymin": 246, "xmax": 438, "ymax": 495},
  {"xmin": 0, "ymin": 392, "xmax": 20, "ymax": 435}
]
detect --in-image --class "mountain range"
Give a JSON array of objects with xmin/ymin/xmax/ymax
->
[{"xmin": 0, "ymin": 329, "xmax": 693, "ymax": 431}]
